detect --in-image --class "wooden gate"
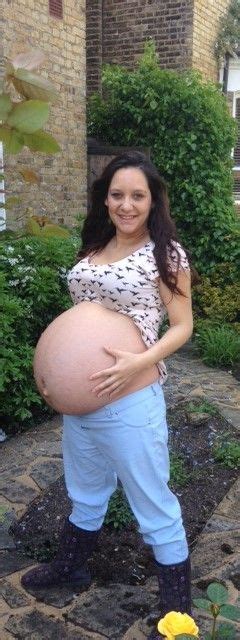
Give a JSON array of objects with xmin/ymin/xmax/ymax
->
[{"xmin": 87, "ymin": 139, "xmax": 150, "ymax": 207}]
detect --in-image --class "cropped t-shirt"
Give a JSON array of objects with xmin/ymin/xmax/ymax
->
[{"xmin": 67, "ymin": 240, "xmax": 190, "ymax": 384}]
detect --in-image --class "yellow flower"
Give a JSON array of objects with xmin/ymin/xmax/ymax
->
[{"xmin": 157, "ymin": 611, "xmax": 199, "ymax": 640}]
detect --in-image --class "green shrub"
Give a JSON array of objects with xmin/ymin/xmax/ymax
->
[
  {"xmin": 88, "ymin": 42, "xmax": 239, "ymax": 274},
  {"xmin": 192, "ymin": 262, "xmax": 240, "ymax": 324},
  {"xmin": 169, "ymin": 453, "xmax": 190, "ymax": 488},
  {"xmin": 104, "ymin": 488, "xmax": 135, "ymax": 529},
  {"xmin": 213, "ymin": 438, "xmax": 240, "ymax": 469},
  {"xmin": 185, "ymin": 400, "xmax": 218, "ymax": 416},
  {"xmin": 194, "ymin": 321, "xmax": 240, "ymax": 368},
  {"xmin": 0, "ymin": 236, "xmax": 77, "ymax": 431},
  {"xmin": 193, "ymin": 278, "xmax": 240, "ymax": 324}
]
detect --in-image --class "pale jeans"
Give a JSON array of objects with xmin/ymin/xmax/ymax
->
[{"xmin": 62, "ymin": 381, "xmax": 188, "ymax": 564}]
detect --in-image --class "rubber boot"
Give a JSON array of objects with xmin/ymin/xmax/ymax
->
[
  {"xmin": 148, "ymin": 556, "xmax": 192, "ymax": 639},
  {"xmin": 21, "ymin": 518, "xmax": 101, "ymax": 590}
]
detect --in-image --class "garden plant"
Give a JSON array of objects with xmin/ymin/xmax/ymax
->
[
  {"xmin": 157, "ymin": 582, "xmax": 240, "ymax": 640},
  {"xmin": 0, "ymin": 49, "xmax": 75, "ymax": 431}
]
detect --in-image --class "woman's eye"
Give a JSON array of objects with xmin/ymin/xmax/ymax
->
[
  {"xmin": 111, "ymin": 193, "xmax": 122, "ymax": 198},
  {"xmin": 133, "ymin": 194, "xmax": 144, "ymax": 199}
]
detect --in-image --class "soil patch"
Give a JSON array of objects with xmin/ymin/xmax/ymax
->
[{"xmin": 11, "ymin": 401, "xmax": 239, "ymax": 586}]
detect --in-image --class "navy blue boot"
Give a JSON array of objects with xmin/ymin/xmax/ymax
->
[
  {"xmin": 21, "ymin": 518, "xmax": 100, "ymax": 590},
  {"xmin": 148, "ymin": 556, "xmax": 192, "ymax": 639}
]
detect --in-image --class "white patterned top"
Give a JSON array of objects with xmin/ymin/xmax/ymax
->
[{"xmin": 67, "ymin": 240, "xmax": 190, "ymax": 383}]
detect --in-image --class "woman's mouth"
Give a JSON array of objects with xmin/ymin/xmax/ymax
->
[{"xmin": 119, "ymin": 215, "xmax": 136, "ymax": 221}]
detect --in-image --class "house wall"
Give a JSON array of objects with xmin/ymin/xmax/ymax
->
[
  {"xmin": 86, "ymin": 0, "xmax": 231, "ymax": 97},
  {"xmin": 86, "ymin": 0, "xmax": 194, "ymax": 96},
  {"xmin": 2, "ymin": 0, "xmax": 87, "ymax": 230},
  {"xmin": 192, "ymin": 0, "xmax": 231, "ymax": 80}
]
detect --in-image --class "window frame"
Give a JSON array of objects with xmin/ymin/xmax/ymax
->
[
  {"xmin": 232, "ymin": 91, "xmax": 240, "ymax": 204},
  {"xmin": 49, "ymin": 0, "xmax": 63, "ymax": 20}
]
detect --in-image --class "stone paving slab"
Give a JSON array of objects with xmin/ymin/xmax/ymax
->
[
  {"xmin": 0, "ymin": 580, "xmax": 31, "ymax": 608},
  {"xmin": 29, "ymin": 460, "xmax": 64, "ymax": 490},
  {"xmin": 0, "ymin": 482, "xmax": 39, "ymax": 505},
  {"xmin": 0, "ymin": 552, "xmax": 34, "ymax": 578},
  {"xmin": 5, "ymin": 608, "xmax": 105, "ymax": 639},
  {"xmin": 0, "ymin": 510, "xmax": 17, "ymax": 552},
  {"xmin": 66, "ymin": 583, "xmax": 158, "ymax": 638}
]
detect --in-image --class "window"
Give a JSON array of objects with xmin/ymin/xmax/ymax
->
[
  {"xmin": 233, "ymin": 93, "xmax": 240, "ymax": 203},
  {"xmin": 233, "ymin": 95, "xmax": 240, "ymax": 167},
  {"xmin": 49, "ymin": 0, "xmax": 63, "ymax": 19}
]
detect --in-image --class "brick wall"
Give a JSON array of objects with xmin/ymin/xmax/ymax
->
[
  {"xmin": 2, "ymin": 0, "xmax": 87, "ymax": 230},
  {"xmin": 192, "ymin": 0, "xmax": 230, "ymax": 80},
  {"xmin": 86, "ymin": 0, "xmax": 102, "ymax": 96},
  {"xmin": 86, "ymin": 0, "xmax": 231, "ymax": 96},
  {"xmin": 87, "ymin": 0, "xmax": 194, "ymax": 96}
]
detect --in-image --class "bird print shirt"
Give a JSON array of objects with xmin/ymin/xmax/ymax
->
[{"xmin": 67, "ymin": 240, "xmax": 190, "ymax": 384}]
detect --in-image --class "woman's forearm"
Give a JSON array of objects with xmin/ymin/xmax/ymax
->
[{"xmin": 140, "ymin": 321, "xmax": 193, "ymax": 369}]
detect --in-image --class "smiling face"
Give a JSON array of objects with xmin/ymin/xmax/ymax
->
[{"xmin": 105, "ymin": 167, "xmax": 152, "ymax": 241}]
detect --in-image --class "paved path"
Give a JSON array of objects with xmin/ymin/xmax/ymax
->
[{"xmin": 0, "ymin": 350, "xmax": 239, "ymax": 639}]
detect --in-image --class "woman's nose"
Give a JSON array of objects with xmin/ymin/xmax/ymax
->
[{"xmin": 121, "ymin": 198, "xmax": 132, "ymax": 211}]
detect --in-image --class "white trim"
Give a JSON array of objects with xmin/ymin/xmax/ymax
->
[
  {"xmin": 0, "ymin": 142, "xmax": 6, "ymax": 231},
  {"xmin": 220, "ymin": 59, "xmax": 240, "ymax": 92},
  {"xmin": 233, "ymin": 90, "xmax": 240, "ymax": 118},
  {"xmin": 233, "ymin": 92, "xmax": 240, "ymax": 171}
]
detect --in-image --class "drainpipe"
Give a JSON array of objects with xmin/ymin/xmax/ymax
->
[{"xmin": 222, "ymin": 51, "xmax": 230, "ymax": 94}]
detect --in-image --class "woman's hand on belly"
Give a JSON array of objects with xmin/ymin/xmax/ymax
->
[{"xmin": 89, "ymin": 347, "xmax": 146, "ymax": 399}]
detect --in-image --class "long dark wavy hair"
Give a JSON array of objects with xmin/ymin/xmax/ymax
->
[{"xmin": 77, "ymin": 151, "xmax": 191, "ymax": 294}]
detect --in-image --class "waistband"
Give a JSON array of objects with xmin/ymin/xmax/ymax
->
[{"xmin": 84, "ymin": 381, "xmax": 163, "ymax": 419}]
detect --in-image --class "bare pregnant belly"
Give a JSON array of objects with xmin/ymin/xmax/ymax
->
[{"xmin": 34, "ymin": 301, "xmax": 159, "ymax": 415}]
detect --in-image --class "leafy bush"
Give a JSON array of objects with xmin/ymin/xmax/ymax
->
[
  {"xmin": 88, "ymin": 42, "xmax": 239, "ymax": 274},
  {"xmin": 194, "ymin": 321, "xmax": 240, "ymax": 368},
  {"xmin": 192, "ymin": 262, "xmax": 240, "ymax": 324},
  {"xmin": 104, "ymin": 487, "xmax": 135, "ymax": 529},
  {"xmin": 185, "ymin": 400, "xmax": 218, "ymax": 416},
  {"xmin": 169, "ymin": 453, "xmax": 190, "ymax": 488},
  {"xmin": 213, "ymin": 439, "xmax": 240, "ymax": 469},
  {"xmin": 0, "ymin": 236, "xmax": 77, "ymax": 431}
]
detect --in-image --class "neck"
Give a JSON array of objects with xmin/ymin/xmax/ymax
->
[{"xmin": 113, "ymin": 231, "xmax": 150, "ymax": 249}]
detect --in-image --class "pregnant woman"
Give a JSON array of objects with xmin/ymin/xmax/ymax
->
[{"xmin": 22, "ymin": 151, "xmax": 193, "ymax": 639}]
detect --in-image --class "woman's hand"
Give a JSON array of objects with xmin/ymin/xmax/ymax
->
[{"xmin": 89, "ymin": 347, "xmax": 144, "ymax": 398}]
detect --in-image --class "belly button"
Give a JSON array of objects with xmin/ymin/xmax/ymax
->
[{"xmin": 41, "ymin": 378, "xmax": 49, "ymax": 397}]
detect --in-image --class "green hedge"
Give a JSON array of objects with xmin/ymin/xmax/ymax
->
[
  {"xmin": 88, "ymin": 42, "xmax": 239, "ymax": 274},
  {"xmin": 0, "ymin": 236, "xmax": 77, "ymax": 432}
]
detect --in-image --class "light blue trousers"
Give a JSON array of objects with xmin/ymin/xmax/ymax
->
[{"xmin": 62, "ymin": 381, "xmax": 188, "ymax": 565}]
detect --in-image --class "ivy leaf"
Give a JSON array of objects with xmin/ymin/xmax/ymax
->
[
  {"xmin": 220, "ymin": 605, "xmax": 240, "ymax": 622},
  {"xmin": 25, "ymin": 218, "xmax": 42, "ymax": 237},
  {"xmin": 0, "ymin": 126, "xmax": 24, "ymax": 154},
  {"xmin": 6, "ymin": 100, "xmax": 49, "ymax": 133},
  {"xmin": 216, "ymin": 623, "xmax": 236, "ymax": 640},
  {"xmin": 192, "ymin": 597, "xmax": 211, "ymax": 611},
  {"xmin": 9, "ymin": 49, "xmax": 46, "ymax": 71},
  {"xmin": 0, "ymin": 94, "xmax": 12, "ymax": 121},
  {"xmin": 150, "ymin": 99, "xmax": 158, "ymax": 110},
  {"xmin": 4, "ymin": 196, "xmax": 21, "ymax": 209},
  {"xmin": 41, "ymin": 224, "xmax": 70, "ymax": 238},
  {"xmin": 18, "ymin": 168, "xmax": 41, "ymax": 185},
  {"xmin": 207, "ymin": 583, "xmax": 228, "ymax": 605},
  {"xmin": 23, "ymin": 130, "xmax": 61, "ymax": 153},
  {"xmin": 12, "ymin": 69, "xmax": 58, "ymax": 103}
]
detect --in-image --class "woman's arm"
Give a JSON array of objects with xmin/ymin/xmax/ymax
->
[
  {"xmin": 90, "ymin": 269, "xmax": 193, "ymax": 398},
  {"xmin": 140, "ymin": 269, "xmax": 193, "ymax": 368}
]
